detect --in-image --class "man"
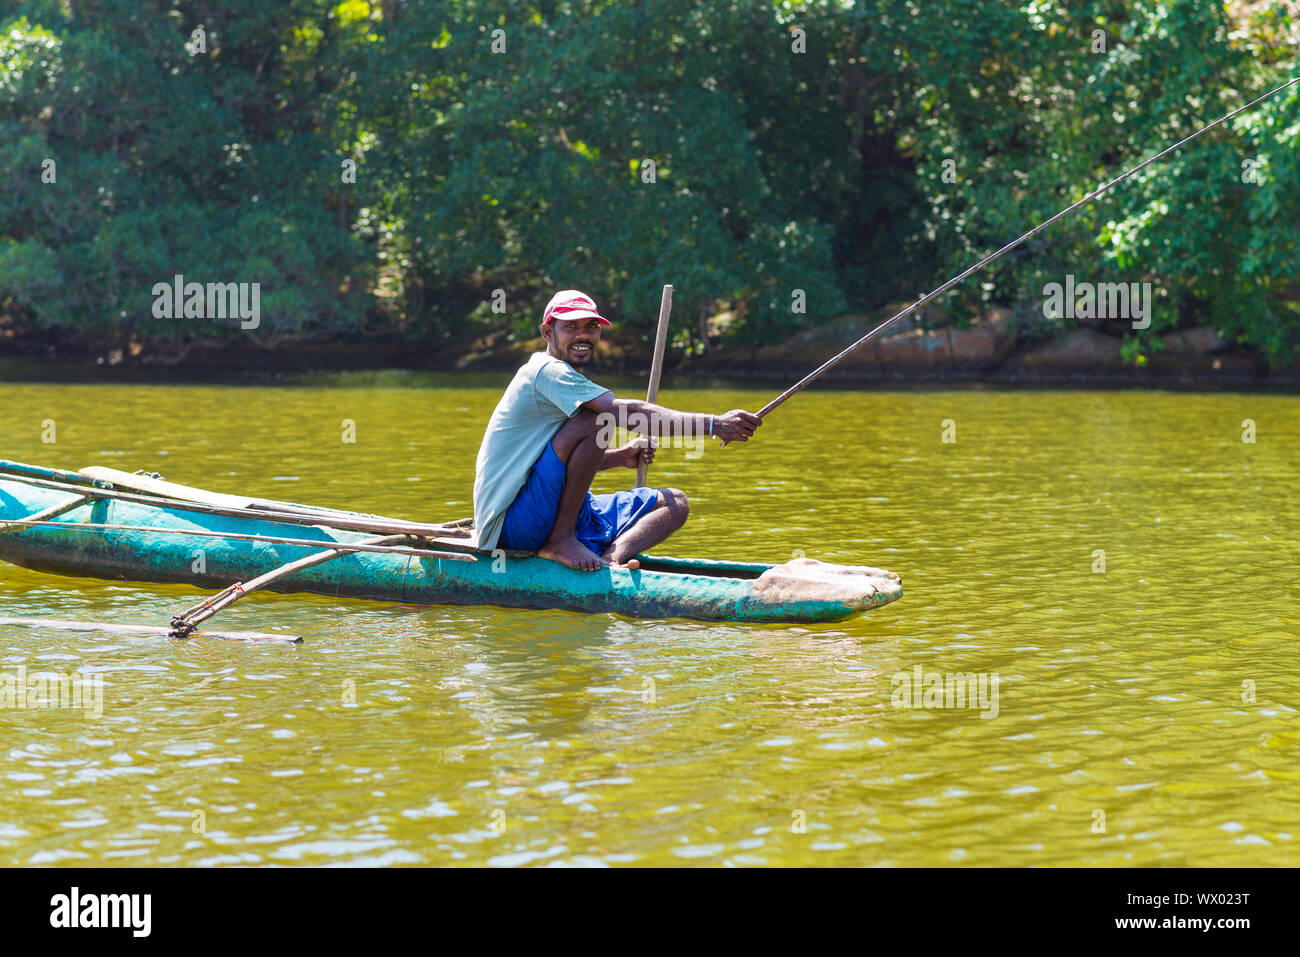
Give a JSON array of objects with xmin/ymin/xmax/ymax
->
[{"xmin": 473, "ymin": 289, "xmax": 762, "ymax": 571}]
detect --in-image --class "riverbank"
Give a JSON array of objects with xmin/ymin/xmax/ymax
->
[
  {"xmin": 683, "ymin": 308, "xmax": 1300, "ymax": 389},
  {"xmin": 2, "ymin": 304, "xmax": 1297, "ymax": 389}
]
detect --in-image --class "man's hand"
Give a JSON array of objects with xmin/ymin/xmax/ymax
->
[
  {"xmin": 616, "ymin": 437, "xmax": 656, "ymax": 469},
  {"xmin": 713, "ymin": 409, "xmax": 762, "ymax": 447}
]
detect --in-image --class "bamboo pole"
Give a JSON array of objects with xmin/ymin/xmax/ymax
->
[
  {"xmin": 170, "ymin": 534, "xmax": 407, "ymax": 637},
  {"xmin": 0, "ymin": 470, "xmax": 460, "ymax": 539},
  {"xmin": 0, "ymin": 493, "xmax": 94, "ymax": 536},
  {"xmin": 0, "ymin": 518, "xmax": 475, "ymax": 561},
  {"xmin": 0, "ymin": 460, "xmax": 97, "ymax": 488},
  {"xmin": 636, "ymin": 284, "xmax": 673, "ymax": 488}
]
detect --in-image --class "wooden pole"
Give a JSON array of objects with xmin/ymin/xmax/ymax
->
[
  {"xmin": 0, "ymin": 517, "xmax": 476, "ymax": 561},
  {"xmin": 0, "ymin": 470, "xmax": 460, "ymax": 539},
  {"xmin": 170, "ymin": 534, "xmax": 408, "ymax": 638},
  {"xmin": 636, "ymin": 284, "xmax": 673, "ymax": 488},
  {"xmin": 0, "ymin": 459, "xmax": 470, "ymax": 537},
  {"xmin": 0, "ymin": 493, "xmax": 94, "ymax": 536}
]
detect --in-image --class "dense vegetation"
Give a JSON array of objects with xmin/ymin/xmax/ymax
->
[{"xmin": 1, "ymin": 1, "xmax": 1297, "ymax": 365}]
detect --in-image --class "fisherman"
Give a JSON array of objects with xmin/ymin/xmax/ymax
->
[{"xmin": 473, "ymin": 290, "xmax": 762, "ymax": 571}]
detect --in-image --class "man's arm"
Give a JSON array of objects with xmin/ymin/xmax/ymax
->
[{"xmin": 580, "ymin": 391, "xmax": 762, "ymax": 446}]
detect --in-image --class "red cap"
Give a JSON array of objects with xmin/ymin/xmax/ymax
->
[{"xmin": 543, "ymin": 290, "xmax": 611, "ymax": 326}]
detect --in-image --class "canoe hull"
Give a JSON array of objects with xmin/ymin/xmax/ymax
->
[{"xmin": 0, "ymin": 477, "xmax": 903, "ymax": 623}]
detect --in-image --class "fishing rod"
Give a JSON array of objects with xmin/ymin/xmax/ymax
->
[{"xmin": 757, "ymin": 74, "xmax": 1300, "ymax": 418}]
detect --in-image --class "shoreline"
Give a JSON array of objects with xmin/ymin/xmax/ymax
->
[
  {"xmin": 2, "ymin": 308, "xmax": 1297, "ymax": 392},
  {"xmin": 2, "ymin": 353, "xmax": 1298, "ymax": 393}
]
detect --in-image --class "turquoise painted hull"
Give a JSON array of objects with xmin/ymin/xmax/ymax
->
[{"xmin": 0, "ymin": 476, "xmax": 903, "ymax": 623}]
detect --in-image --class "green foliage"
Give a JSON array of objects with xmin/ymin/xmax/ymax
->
[
  {"xmin": 0, "ymin": 0, "xmax": 1296, "ymax": 364},
  {"xmin": 0, "ymin": 1, "xmax": 373, "ymax": 355},
  {"xmin": 893, "ymin": 0, "xmax": 1299, "ymax": 365}
]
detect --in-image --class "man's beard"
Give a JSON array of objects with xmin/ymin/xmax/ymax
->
[{"xmin": 566, "ymin": 342, "xmax": 594, "ymax": 364}]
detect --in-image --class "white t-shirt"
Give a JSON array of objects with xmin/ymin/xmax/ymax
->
[{"xmin": 472, "ymin": 352, "xmax": 610, "ymax": 549}]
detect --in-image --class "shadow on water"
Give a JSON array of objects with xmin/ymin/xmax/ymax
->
[{"xmin": 384, "ymin": 599, "xmax": 889, "ymax": 745}]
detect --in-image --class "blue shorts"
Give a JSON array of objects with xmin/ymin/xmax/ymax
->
[{"xmin": 500, "ymin": 441, "xmax": 660, "ymax": 553}]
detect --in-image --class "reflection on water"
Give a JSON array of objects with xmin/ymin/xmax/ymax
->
[{"xmin": 0, "ymin": 378, "xmax": 1297, "ymax": 865}]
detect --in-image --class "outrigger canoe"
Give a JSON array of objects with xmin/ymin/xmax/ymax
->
[{"xmin": 0, "ymin": 464, "xmax": 902, "ymax": 624}]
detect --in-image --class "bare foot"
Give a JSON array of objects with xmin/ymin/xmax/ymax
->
[
  {"xmin": 539, "ymin": 535, "xmax": 606, "ymax": 571},
  {"xmin": 600, "ymin": 545, "xmax": 633, "ymax": 567}
]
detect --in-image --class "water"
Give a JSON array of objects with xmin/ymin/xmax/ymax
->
[{"xmin": 0, "ymin": 375, "xmax": 1296, "ymax": 865}]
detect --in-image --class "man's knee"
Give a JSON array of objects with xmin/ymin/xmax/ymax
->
[
  {"xmin": 553, "ymin": 409, "xmax": 600, "ymax": 461},
  {"xmin": 661, "ymin": 487, "xmax": 689, "ymax": 523}
]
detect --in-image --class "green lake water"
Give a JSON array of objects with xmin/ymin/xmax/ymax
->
[{"xmin": 0, "ymin": 374, "xmax": 1297, "ymax": 866}]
